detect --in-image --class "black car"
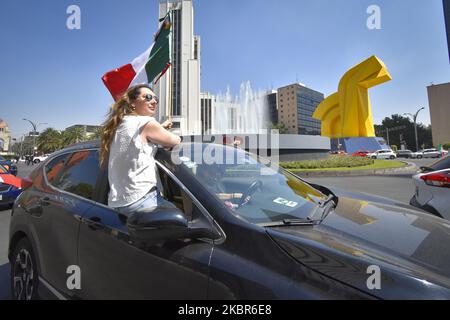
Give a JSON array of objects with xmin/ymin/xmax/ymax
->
[
  {"xmin": 8, "ymin": 141, "xmax": 450, "ymax": 300},
  {"xmin": 0, "ymin": 155, "xmax": 17, "ymax": 176}
]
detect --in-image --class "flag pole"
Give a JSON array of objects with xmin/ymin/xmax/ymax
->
[{"xmin": 168, "ymin": 7, "xmax": 173, "ymax": 124}]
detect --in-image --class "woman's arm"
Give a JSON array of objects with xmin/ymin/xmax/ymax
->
[{"xmin": 142, "ymin": 120, "xmax": 181, "ymax": 148}]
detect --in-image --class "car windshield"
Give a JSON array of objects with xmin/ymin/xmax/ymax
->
[
  {"xmin": 172, "ymin": 143, "xmax": 328, "ymax": 225},
  {"xmin": 0, "ymin": 156, "xmax": 5, "ymax": 161}
]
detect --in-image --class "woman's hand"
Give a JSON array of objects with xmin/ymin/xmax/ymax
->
[{"xmin": 161, "ymin": 119, "xmax": 173, "ymax": 130}]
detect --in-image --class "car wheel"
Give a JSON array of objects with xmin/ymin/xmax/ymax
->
[
  {"xmin": 33, "ymin": 159, "xmax": 40, "ymax": 164},
  {"xmin": 371, "ymin": 156, "xmax": 377, "ymax": 159},
  {"xmin": 10, "ymin": 238, "xmax": 39, "ymax": 300},
  {"xmin": 389, "ymin": 155, "xmax": 395, "ymax": 159},
  {"xmin": 417, "ymin": 155, "xmax": 422, "ymax": 159}
]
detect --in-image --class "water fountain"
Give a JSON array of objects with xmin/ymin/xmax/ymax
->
[{"xmin": 212, "ymin": 81, "xmax": 269, "ymax": 134}]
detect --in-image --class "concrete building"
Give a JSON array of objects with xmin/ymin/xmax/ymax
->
[
  {"xmin": 155, "ymin": 0, "xmax": 201, "ymax": 136},
  {"xmin": 427, "ymin": 82, "xmax": 450, "ymax": 146},
  {"xmin": 265, "ymin": 90, "xmax": 278, "ymax": 126},
  {"xmin": 277, "ymin": 83, "xmax": 323, "ymax": 135},
  {"xmin": 200, "ymin": 92, "xmax": 215, "ymax": 135},
  {"xmin": 0, "ymin": 119, "xmax": 11, "ymax": 152}
]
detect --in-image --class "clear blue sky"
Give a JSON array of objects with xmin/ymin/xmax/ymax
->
[{"xmin": 0, "ymin": 0, "xmax": 449, "ymax": 140}]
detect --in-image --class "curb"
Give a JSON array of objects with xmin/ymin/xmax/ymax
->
[{"xmin": 291, "ymin": 161, "xmax": 417, "ymax": 178}]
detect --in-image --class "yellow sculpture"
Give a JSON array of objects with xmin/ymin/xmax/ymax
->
[{"xmin": 313, "ymin": 55, "xmax": 392, "ymax": 138}]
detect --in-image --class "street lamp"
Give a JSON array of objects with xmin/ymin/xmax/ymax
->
[
  {"xmin": 403, "ymin": 107, "xmax": 425, "ymax": 152},
  {"xmin": 22, "ymin": 118, "xmax": 48, "ymax": 155}
]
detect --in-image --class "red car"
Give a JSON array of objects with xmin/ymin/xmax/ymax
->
[{"xmin": 351, "ymin": 150, "xmax": 372, "ymax": 157}]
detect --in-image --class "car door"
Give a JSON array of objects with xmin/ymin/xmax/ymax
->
[
  {"xmin": 31, "ymin": 150, "xmax": 100, "ymax": 297},
  {"xmin": 77, "ymin": 162, "xmax": 215, "ymax": 299}
]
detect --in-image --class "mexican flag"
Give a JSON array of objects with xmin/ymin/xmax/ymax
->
[{"xmin": 102, "ymin": 14, "xmax": 172, "ymax": 101}]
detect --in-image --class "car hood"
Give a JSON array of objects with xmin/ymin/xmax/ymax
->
[{"xmin": 267, "ymin": 196, "xmax": 450, "ymax": 299}]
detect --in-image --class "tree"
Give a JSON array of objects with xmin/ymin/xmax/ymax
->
[
  {"xmin": 37, "ymin": 128, "xmax": 63, "ymax": 153},
  {"xmin": 271, "ymin": 122, "xmax": 289, "ymax": 134},
  {"xmin": 375, "ymin": 114, "xmax": 433, "ymax": 151},
  {"xmin": 61, "ymin": 127, "xmax": 86, "ymax": 147},
  {"xmin": 85, "ymin": 127, "xmax": 103, "ymax": 141}
]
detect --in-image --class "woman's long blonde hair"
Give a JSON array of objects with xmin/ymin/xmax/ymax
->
[{"xmin": 100, "ymin": 84, "xmax": 151, "ymax": 166}]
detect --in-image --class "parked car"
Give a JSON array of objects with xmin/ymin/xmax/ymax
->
[
  {"xmin": 410, "ymin": 168, "xmax": 450, "ymax": 220},
  {"xmin": 351, "ymin": 150, "xmax": 372, "ymax": 157},
  {"xmin": 329, "ymin": 150, "xmax": 347, "ymax": 156},
  {"xmin": 367, "ymin": 149, "xmax": 397, "ymax": 160},
  {"xmin": 0, "ymin": 155, "xmax": 18, "ymax": 176},
  {"xmin": 33, "ymin": 154, "xmax": 49, "ymax": 164},
  {"xmin": 9, "ymin": 141, "xmax": 450, "ymax": 300},
  {"xmin": 0, "ymin": 165, "xmax": 24, "ymax": 207},
  {"xmin": 396, "ymin": 150, "xmax": 423, "ymax": 159},
  {"xmin": 420, "ymin": 149, "xmax": 442, "ymax": 158}
]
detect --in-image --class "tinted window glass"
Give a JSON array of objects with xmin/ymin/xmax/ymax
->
[
  {"xmin": 45, "ymin": 154, "xmax": 70, "ymax": 185},
  {"xmin": 157, "ymin": 167, "xmax": 200, "ymax": 222},
  {"xmin": 430, "ymin": 156, "xmax": 450, "ymax": 171},
  {"xmin": 54, "ymin": 150, "xmax": 100, "ymax": 200},
  {"xmin": 0, "ymin": 165, "xmax": 7, "ymax": 174},
  {"xmin": 174, "ymin": 144, "xmax": 326, "ymax": 225}
]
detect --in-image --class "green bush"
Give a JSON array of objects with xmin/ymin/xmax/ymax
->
[
  {"xmin": 443, "ymin": 143, "xmax": 450, "ymax": 150},
  {"xmin": 280, "ymin": 156, "xmax": 374, "ymax": 170}
]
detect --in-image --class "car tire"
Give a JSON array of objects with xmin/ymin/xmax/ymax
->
[
  {"xmin": 389, "ymin": 155, "xmax": 395, "ymax": 159},
  {"xmin": 371, "ymin": 156, "xmax": 377, "ymax": 159},
  {"xmin": 10, "ymin": 238, "xmax": 39, "ymax": 300},
  {"xmin": 417, "ymin": 155, "xmax": 422, "ymax": 159},
  {"xmin": 33, "ymin": 159, "xmax": 40, "ymax": 164}
]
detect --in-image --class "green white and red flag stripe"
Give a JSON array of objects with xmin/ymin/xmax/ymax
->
[{"xmin": 102, "ymin": 14, "xmax": 172, "ymax": 101}]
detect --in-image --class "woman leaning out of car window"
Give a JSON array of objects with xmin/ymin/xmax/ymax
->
[{"xmin": 100, "ymin": 84, "xmax": 181, "ymax": 214}]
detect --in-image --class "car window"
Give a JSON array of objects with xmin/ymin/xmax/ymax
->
[
  {"xmin": 157, "ymin": 166, "xmax": 203, "ymax": 222},
  {"xmin": 45, "ymin": 154, "xmax": 70, "ymax": 185},
  {"xmin": 0, "ymin": 165, "xmax": 7, "ymax": 174},
  {"xmin": 174, "ymin": 144, "xmax": 326, "ymax": 225},
  {"xmin": 430, "ymin": 156, "xmax": 450, "ymax": 171},
  {"xmin": 53, "ymin": 150, "xmax": 101, "ymax": 200}
]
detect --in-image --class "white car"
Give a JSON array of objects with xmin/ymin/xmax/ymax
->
[
  {"xmin": 33, "ymin": 154, "xmax": 49, "ymax": 164},
  {"xmin": 367, "ymin": 149, "xmax": 397, "ymax": 159},
  {"xmin": 420, "ymin": 148, "xmax": 442, "ymax": 158},
  {"xmin": 410, "ymin": 168, "xmax": 450, "ymax": 220}
]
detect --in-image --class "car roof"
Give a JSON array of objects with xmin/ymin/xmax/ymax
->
[{"xmin": 49, "ymin": 140, "xmax": 101, "ymax": 158}]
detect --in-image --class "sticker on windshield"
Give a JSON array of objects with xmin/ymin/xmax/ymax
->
[{"xmin": 273, "ymin": 197, "xmax": 298, "ymax": 208}]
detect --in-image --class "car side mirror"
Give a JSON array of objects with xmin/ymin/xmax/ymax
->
[{"xmin": 127, "ymin": 205, "xmax": 220, "ymax": 244}]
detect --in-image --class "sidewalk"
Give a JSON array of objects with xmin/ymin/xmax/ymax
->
[{"xmin": 292, "ymin": 161, "xmax": 418, "ymax": 178}]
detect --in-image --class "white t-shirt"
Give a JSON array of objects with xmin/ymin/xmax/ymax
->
[{"xmin": 108, "ymin": 115, "xmax": 158, "ymax": 207}]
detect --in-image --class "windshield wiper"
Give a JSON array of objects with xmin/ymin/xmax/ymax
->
[
  {"xmin": 308, "ymin": 194, "xmax": 337, "ymax": 221},
  {"xmin": 259, "ymin": 217, "xmax": 318, "ymax": 227},
  {"xmin": 259, "ymin": 194, "xmax": 338, "ymax": 228}
]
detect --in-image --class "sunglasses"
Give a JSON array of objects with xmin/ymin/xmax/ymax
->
[{"xmin": 143, "ymin": 93, "xmax": 159, "ymax": 103}]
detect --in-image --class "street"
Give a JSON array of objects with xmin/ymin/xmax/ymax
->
[
  {"xmin": 0, "ymin": 158, "xmax": 438, "ymax": 300},
  {"xmin": 0, "ymin": 161, "xmax": 36, "ymax": 300}
]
